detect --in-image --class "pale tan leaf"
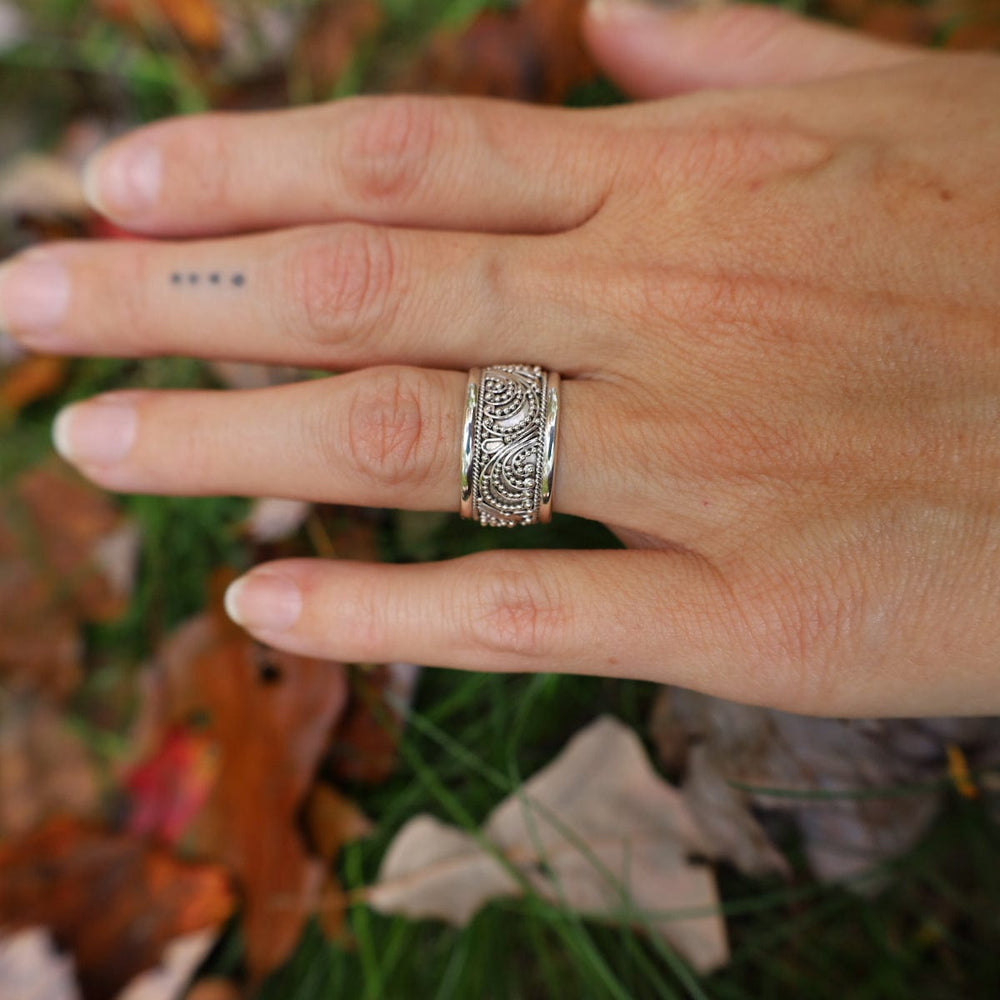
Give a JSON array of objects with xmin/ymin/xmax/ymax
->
[
  {"xmin": 0, "ymin": 155, "xmax": 87, "ymax": 217},
  {"xmin": 115, "ymin": 930, "xmax": 218, "ymax": 1000},
  {"xmin": 367, "ymin": 716, "xmax": 728, "ymax": 973},
  {"xmin": 0, "ymin": 929, "xmax": 79, "ymax": 1000},
  {"xmin": 240, "ymin": 498, "xmax": 311, "ymax": 544}
]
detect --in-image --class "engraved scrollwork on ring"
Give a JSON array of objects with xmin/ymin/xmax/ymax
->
[{"xmin": 460, "ymin": 364, "xmax": 560, "ymax": 527}]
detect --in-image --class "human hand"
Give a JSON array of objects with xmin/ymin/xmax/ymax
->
[{"xmin": 2, "ymin": 2, "xmax": 998, "ymax": 717}]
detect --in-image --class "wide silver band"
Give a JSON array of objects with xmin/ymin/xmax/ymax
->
[{"xmin": 460, "ymin": 364, "xmax": 561, "ymax": 527}]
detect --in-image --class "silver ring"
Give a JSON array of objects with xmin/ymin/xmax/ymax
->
[{"xmin": 460, "ymin": 364, "xmax": 561, "ymax": 527}]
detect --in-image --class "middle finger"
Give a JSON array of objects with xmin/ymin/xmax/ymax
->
[{"xmin": 6, "ymin": 226, "xmax": 606, "ymax": 374}]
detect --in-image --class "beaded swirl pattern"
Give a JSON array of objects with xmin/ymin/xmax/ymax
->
[{"xmin": 472, "ymin": 365, "xmax": 547, "ymax": 527}]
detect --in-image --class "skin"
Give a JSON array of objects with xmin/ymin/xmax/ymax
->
[{"xmin": 1, "ymin": 2, "xmax": 998, "ymax": 716}]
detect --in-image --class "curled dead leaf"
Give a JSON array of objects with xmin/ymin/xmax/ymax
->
[
  {"xmin": 0, "ymin": 818, "xmax": 234, "ymax": 1000},
  {"xmin": 128, "ymin": 579, "xmax": 349, "ymax": 983},
  {"xmin": 365, "ymin": 715, "xmax": 728, "ymax": 974}
]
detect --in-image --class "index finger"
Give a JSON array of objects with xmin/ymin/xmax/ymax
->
[{"xmin": 84, "ymin": 96, "xmax": 619, "ymax": 237}]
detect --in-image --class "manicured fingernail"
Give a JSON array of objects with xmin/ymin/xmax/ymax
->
[
  {"xmin": 83, "ymin": 139, "xmax": 161, "ymax": 217},
  {"xmin": 53, "ymin": 397, "xmax": 137, "ymax": 466},
  {"xmin": 0, "ymin": 255, "xmax": 70, "ymax": 346},
  {"xmin": 225, "ymin": 573, "xmax": 303, "ymax": 633}
]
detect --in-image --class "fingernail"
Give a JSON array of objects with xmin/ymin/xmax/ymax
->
[
  {"xmin": 225, "ymin": 573, "xmax": 303, "ymax": 633},
  {"xmin": 0, "ymin": 255, "xmax": 70, "ymax": 346},
  {"xmin": 53, "ymin": 397, "xmax": 137, "ymax": 466},
  {"xmin": 83, "ymin": 139, "xmax": 161, "ymax": 217}
]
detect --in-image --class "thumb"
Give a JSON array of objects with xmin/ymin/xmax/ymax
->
[{"xmin": 582, "ymin": 0, "xmax": 920, "ymax": 98}]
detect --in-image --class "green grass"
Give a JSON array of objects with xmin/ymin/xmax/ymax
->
[{"xmin": 2, "ymin": 1, "xmax": 1000, "ymax": 998}]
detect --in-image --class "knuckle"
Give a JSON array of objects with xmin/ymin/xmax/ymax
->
[
  {"xmin": 338, "ymin": 95, "xmax": 443, "ymax": 205},
  {"xmin": 461, "ymin": 556, "xmax": 566, "ymax": 661},
  {"xmin": 735, "ymin": 568, "xmax": 851, "ymax": 715},
  {"xmin": 285, "ymin": 224, "xmax": 400, "ymax": 354},
  {"xmin": 342, "ymin": 367, "xmax": 436, "ymax": 490},
  {"xmin": 644, "ymin": 110, "xmax": 832, "ymax": 193}
]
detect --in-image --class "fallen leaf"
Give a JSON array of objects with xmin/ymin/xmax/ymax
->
[
  {"xmin": 305, "ymin": 783, "xmax": 374, "ymax": 864},
  {"xmin": 329, "ymin": 662, "xmax": 421, "ymax": 785},
  {"xmin": 96, "ymin": 0, "xmax": 222, "ymax": 49},
  {"xmin": 239, "ymin": 497, "xmax": 312, "ymax": 544},
  {"xmin": 184, "ymin": 979, "xmax": 241, "ymax": 1000},
  {"xmin": 304, "ymin": 783, "xmax": 374, "ymax": 942},
  {"xmin": 293, "ymin": 0, "xmax": 383, "ymax": 95},
  {"xmin": 0, "ymin": 696, "xmax": 101, "ymax": 840},
  {"xmin": 650, "ymin": 688, "xmax": 1000, "ymax": 889},
  {"xmin": 115, "ymin": 930, "xmax": 218, "ymax": 1000},
  {"xmin": 0, "ymin": 928, "xmax": 79, "ymax": 1000},
  {"xmin": 127, "ymin": 577, "xmax": 349, "ymax": 982},
  {"xmin": 206, "ymin": 360, "xmax": 303, "ymax": 390},
  {"xmin": 0, "ymin": 461, "xmax": 137, "ymax": 699},
  {"xmin": 0, "ymin": 154, "xmax": 87, "ymax": 219},
  {"xmin": 0, "ymin": 927, "xmax": 220, "ymax": 1000},
  {"xmin": 124, "ymin": 726, "xmax": 220, "ymax": 846},
  {"xmin": 402, "ymin": 0, "xmax": 595, "ymax": 102},
  {"xmin": 0, "ymin": 818, "xmax": 234, "ymax": 1000},
  {"xmin": 1, "ymin": 355, "xmax": 68, "ymax": 414},
  {"xmin": 365, "ymin": 716, "xmax": 728, "ymax": 974}
]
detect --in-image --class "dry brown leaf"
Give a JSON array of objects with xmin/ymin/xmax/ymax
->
[
  {"xmin": 305, "ymin": 783, "xmax": 373, "ymax": 864},
  {"xmin": 115, "ymin": 931, "xmax": 218, "ymax": 1000},
  {"xmin": 293, "ymin": 0, "xmax": 383, "ymax": 95},
  {"xmin": 129, "ymin": 579, "xmax": 349, "ymax": 983},
  {"xmin": 402, "ymin": 0, "xmax": 595, "ymax": 102},
  {"xmin": 304, "ymin": 783, "xmax": 374, "ymax": 943},
  {"xmin": 0, "ymin": 818, "xmax": 234, "ymax": 1000},
  {"xmin": 0, "ymin": 926, "xmax": 220, "ymax": 1000},
  {"xmin": 329, "ymin": 662, "xmax": 421, "ymax": 785},
  {"xmin": 0, "ymin": 697, "xmax": 101, "ymax": 839},
  {"xmin": 651, "ymin": 688, "xmax": 1000, "ymax": 889},
  {"xmin": 365, "ymin": 715, "xmax": 728, "ymax": 974},
  {"xmin": 0, "ymin": 461, "xmax": 136, "ymax": 699},
  {"xmin": 184, "ymin": 979, "xmax": 241, "ymax": 1000}
]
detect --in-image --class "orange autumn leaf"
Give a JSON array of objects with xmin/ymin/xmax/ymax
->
[
  {"xmin": 0, "ymin": 817, "xmax": 234, "ymax": 1000},
  {"xmin": 0, "ymin": 355, "xmax": 67, "ymax": 414},
  {"xmin": 129, "ymin": 572, "xmax": 350, "ymax": 982},
  {"xmin": 96, "ymin": 0, "xmax": 222, "ymax": 49}
]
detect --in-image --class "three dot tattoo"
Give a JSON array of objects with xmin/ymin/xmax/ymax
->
[{"xmin": 170, "ymin": 271, "xmax": 247, "ymax": 287}]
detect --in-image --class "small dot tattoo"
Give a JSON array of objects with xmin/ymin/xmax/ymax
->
[{"xmin": 168, "ymin": 270, "xmax": 247, "ymax": 288}]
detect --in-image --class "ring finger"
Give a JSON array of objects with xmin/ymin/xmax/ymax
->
[{"xmin": 51, "ymin": 367, "xmax": 622, "ymax": 524}]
